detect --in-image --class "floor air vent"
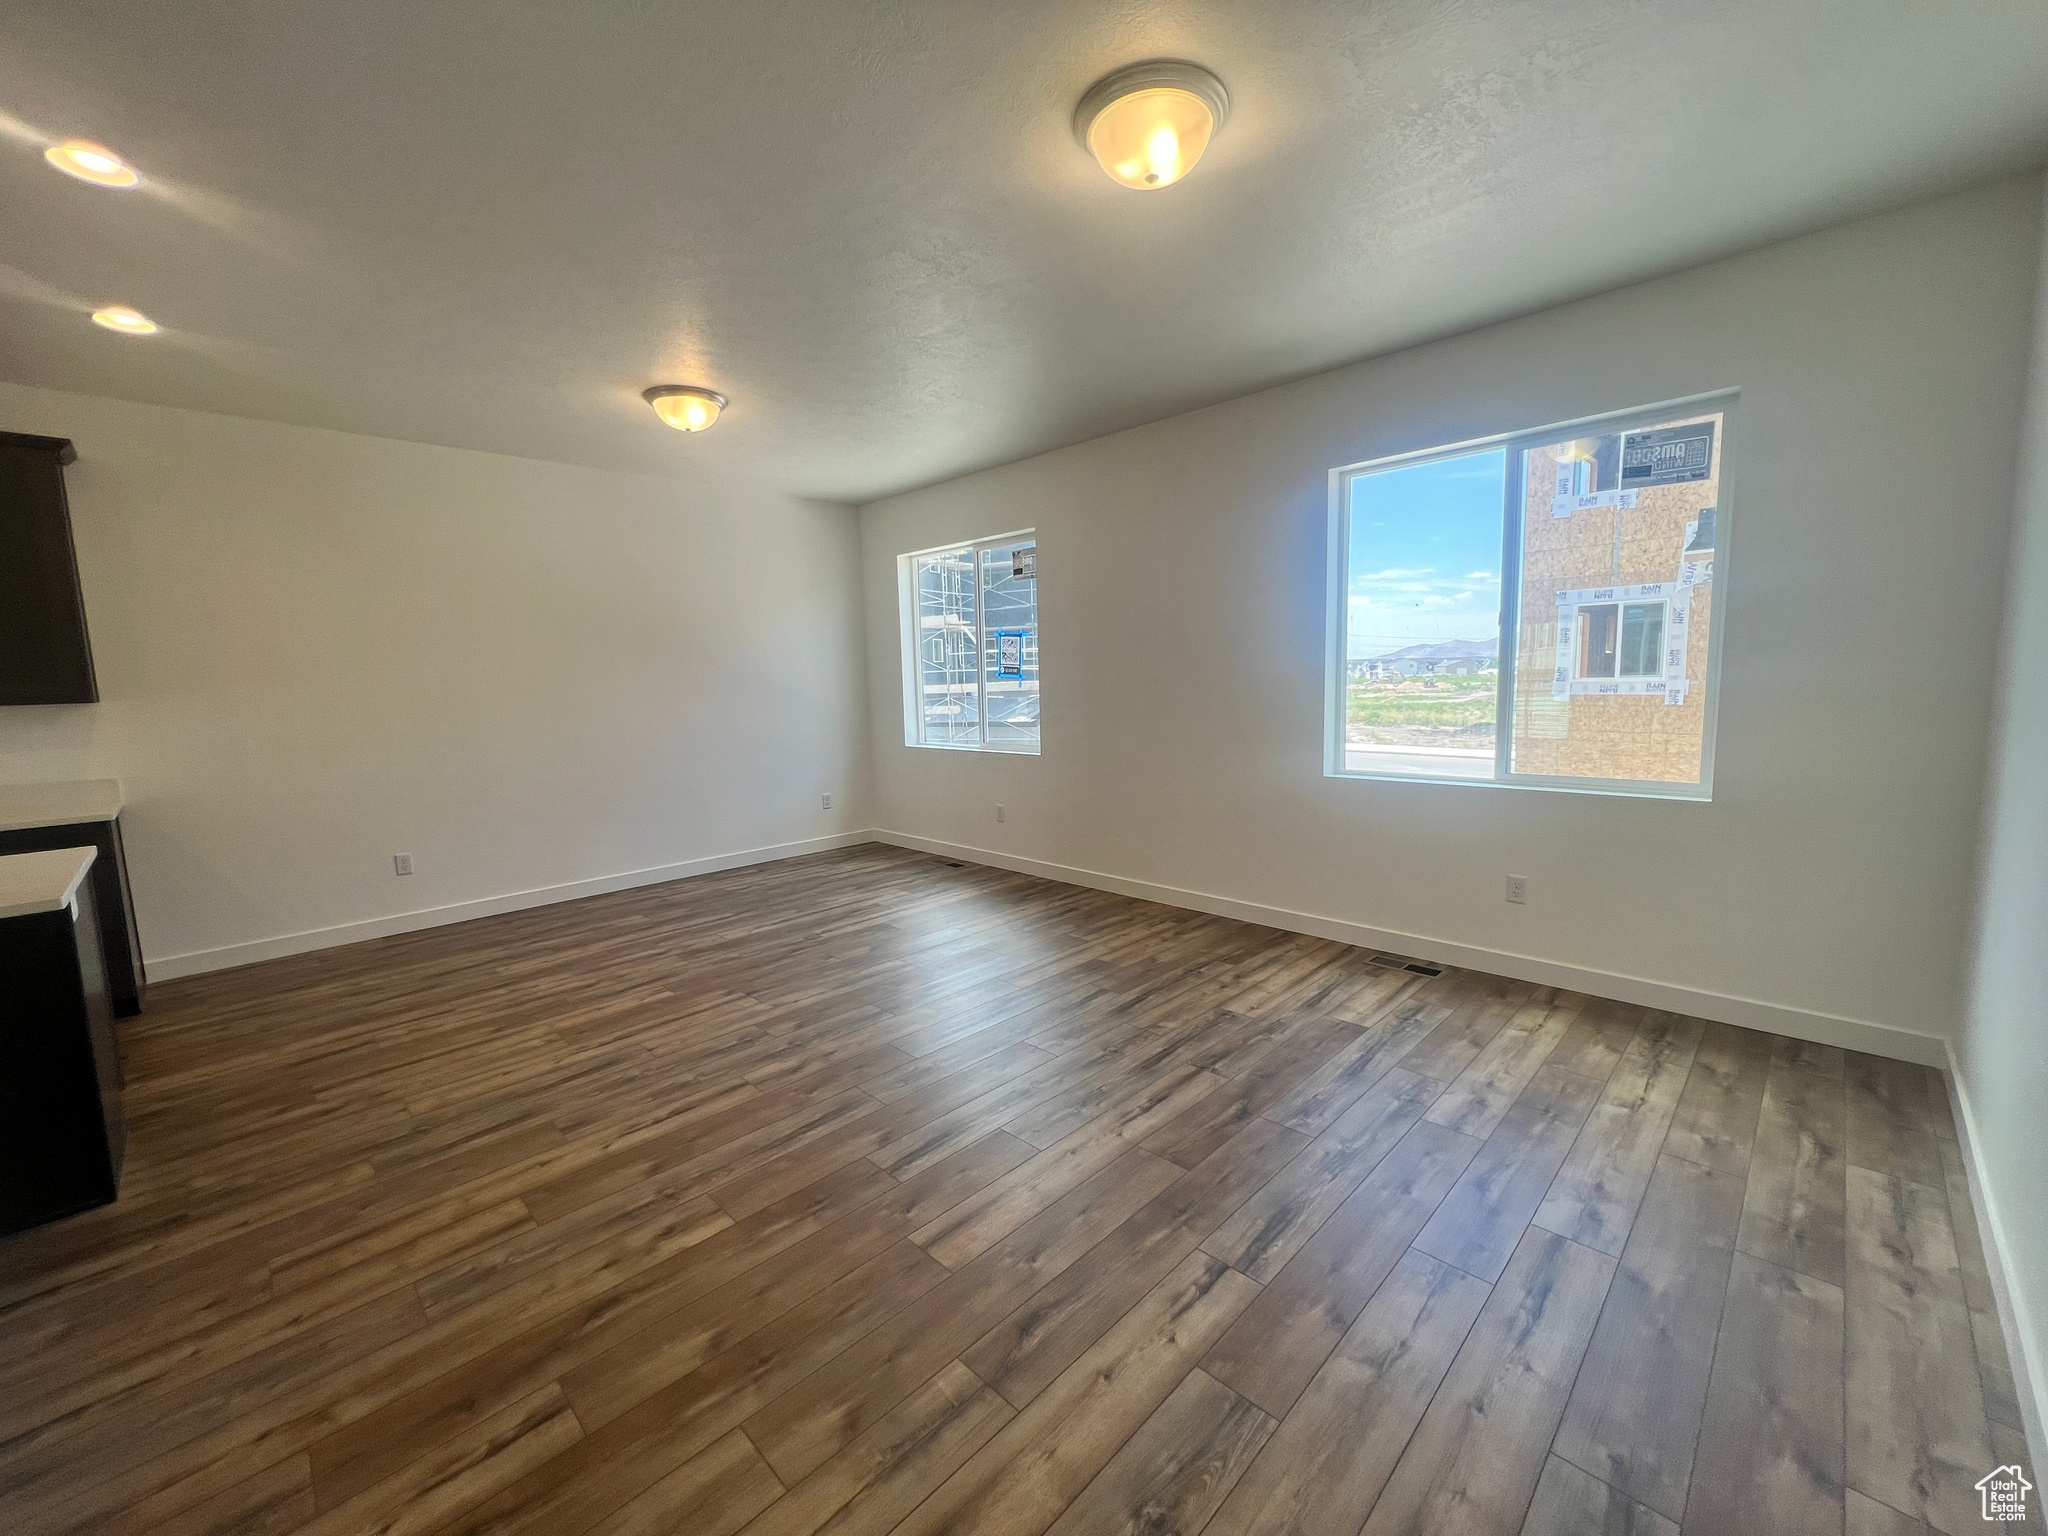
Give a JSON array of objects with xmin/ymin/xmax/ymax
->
[
  {"xmin": 1402, "ymin": 962, "xmax": 1444, "ymax": 976},
  {"xmin": 1370, "ymin": 954, "xmax": 1443, "ymax": 977},
  {"xmin": 942, "ymin": 860, "xmax": 967, "ymax": 868}
]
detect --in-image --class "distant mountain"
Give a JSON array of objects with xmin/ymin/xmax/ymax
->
[{"xmin": 1369, "ymin": 638, "xmax": 1498, "ymax": 662}]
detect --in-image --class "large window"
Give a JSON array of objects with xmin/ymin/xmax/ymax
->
[
  {"xmin": 901, "ymin": 531, "xmax": 1040, "ymax": 752},
  {"xmin": 1327, "ymin": 395, "xmax": 1731, "ymax": 797}
]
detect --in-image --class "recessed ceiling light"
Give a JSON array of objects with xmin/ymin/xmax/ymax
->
[
  {"xmin": 91, "ymin": 305, "xmax": 157, "ymax": 334},
  {"xmin": 1074, "ymin": 61, "xmax": 1230, "ymax": 190},
  {"xmin": 45, "ymin": 140, "xmax": 140, "ymax": 188},
  {"xmin": 643, "ymin": 385, "xmax": 728, "ymax": 433}
]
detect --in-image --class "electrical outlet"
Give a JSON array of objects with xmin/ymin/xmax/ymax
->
[
  {"xmin": 821, "ymin": 793, "xmax": 832, "ymax": 810},
  {"xmin": 394, "ymin": 853, "xmax": 414, "ymax": 876},
  {"xmin": 1505, "ymin": 875, "xmax": 1528, "ymax": 904},
  {"xmin": 996, "ymin": 804, "xmax": 1006, "ymax": 823}
]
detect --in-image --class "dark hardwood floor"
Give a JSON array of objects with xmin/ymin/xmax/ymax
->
[{"xmin": 0, "ymin": 843, "xmax": 2026, "ymax": 1535}]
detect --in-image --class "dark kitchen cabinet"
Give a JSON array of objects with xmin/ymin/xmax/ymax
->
[
  {"xmin": 0, "ymin": 430, "xmax": 98, "ymax": 705},
  {"xmin": 0, "ymin": 850, "xmax": 126, "ymax": 1234}
]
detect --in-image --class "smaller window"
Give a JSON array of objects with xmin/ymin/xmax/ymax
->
[
  {"xmin": 900, "ymin": 532, "xmax": 1039, "ymax": 753},
  {"xmin": 1575, "ymin": 599, "xmax": 1667, "ymax": 680}
]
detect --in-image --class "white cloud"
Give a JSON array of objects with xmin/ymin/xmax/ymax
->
[
  {"xmin": 1463, "ymin": 570, "xmax": 1496, "ymax": 581},
  {"xmin": 1361, "ymin": 567, "xmax": 1435, "ymax": 581}
]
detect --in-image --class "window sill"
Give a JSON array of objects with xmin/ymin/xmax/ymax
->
[
  {"xmin": 905, "ymin": 740, "xmax": 1042, "ymax": 757},
  {"xmin": 1327, "ymin": 766, "xmax": 1710, "ymax": 801}
]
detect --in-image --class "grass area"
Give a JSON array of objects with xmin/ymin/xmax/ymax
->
[{"xmin": 1347, "ymin": 675, "xmax": 1497, "ymax": 731}]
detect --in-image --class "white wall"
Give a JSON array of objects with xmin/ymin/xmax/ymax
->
[
  {"xmin": 0, "ymin": 382, "xmax": 870, "ymax": 973},
  {"xmin": 1959, "ymin": 185, "xmax": 2048, "ymax": 1469},
  {"xmin": 860, "ymin": 175, "xmax": 2043, "ymax": 1063}
]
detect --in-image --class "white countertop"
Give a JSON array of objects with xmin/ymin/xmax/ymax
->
[
  {"xmin": 0, "ymin": 846, "xmax": 98, "ymax": 920},
  {"xmin": 0, "ymin": 779, "xmax": 123, "ymax": 833}
]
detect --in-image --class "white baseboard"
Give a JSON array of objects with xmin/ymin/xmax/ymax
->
[
  {"xmin": 874, "ymin": 829, "xmax": 1952, "ymax": 1069},
  {"xmin": 1942, "ymin": 1051, "xmax": 2048, "ymax": 1480},
  {"xmin": 144, "ymin": 830, "xmax": 878, "ymax": 981}
]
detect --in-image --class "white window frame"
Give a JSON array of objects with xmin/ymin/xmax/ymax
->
[
  {"xmin": 1323, "ymin": 390, "xmax": 1736, "ymax": 800},
  {"xmin": 898, "ymin": 529, "xmax": 1041, "ymax": 755}
]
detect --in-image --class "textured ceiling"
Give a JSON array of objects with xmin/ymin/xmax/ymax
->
[{"xmin": 1, "ymin": 1, "xmax": 2045, "ymax": 504}]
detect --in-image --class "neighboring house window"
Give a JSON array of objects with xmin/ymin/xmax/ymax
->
[
  {"xmin": 1576, "ymin": 600, "xmax": 1667, "ymax": 679},
  {"xmin": 1327, "ymin": 396, "xmax": 1730, "ymax": 797},
  {"xmin": 901, "ymin": 533, "xmax": 1040, "ymax": 753}
]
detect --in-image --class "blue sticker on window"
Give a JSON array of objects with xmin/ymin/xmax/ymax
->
[{"xmin": 995, "ymin": 629, "xmax": 1027, "ymax": 679}]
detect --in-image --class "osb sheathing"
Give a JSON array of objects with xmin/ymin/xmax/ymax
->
[{"xmin": 1510, "ymin": 414, "xmax": 1720, "ymax": 783}]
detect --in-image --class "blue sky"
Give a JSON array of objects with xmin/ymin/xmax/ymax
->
[{"xmin": 1347, "ymin": 448, "xmax": 1505, "ymax": 657}]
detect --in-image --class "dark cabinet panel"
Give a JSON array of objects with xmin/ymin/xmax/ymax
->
[
  {"xmin": 0, "ymin": 880, "xmax": 125, "ymax": 1234},
  {"xmin": 0, "ymin": 431, "xmax": 98, "ymax": 705}
]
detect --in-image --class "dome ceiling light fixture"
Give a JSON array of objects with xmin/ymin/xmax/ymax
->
[
  {"xmin": 45, "ymin": 140, "xmax": 141, "ymax": 188},
  {"xmin": 1073, "ymin": 60, "xmax": 1230, "ymax": 191},
  {"xmin": 643, "ymin": 385, "xmax": 728, "ymax": 433},
  {"xmin": 91, "ymin": 305, "xmax": 157, "ymax": 334}
]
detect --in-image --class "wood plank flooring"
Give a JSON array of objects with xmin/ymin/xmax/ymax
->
[{"xmin": 0, "ymin": 843, "xmax": 2026, "ymax": 1535}]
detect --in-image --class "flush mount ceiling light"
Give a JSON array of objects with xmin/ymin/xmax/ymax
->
[
  {"xmin": 91, "ymin": 305, "xmax": 157, "ymax": 334},
  {"xmin": 1073, "ymin": 60, "xmax": 1230, "ymax": 190},
  {"xmin": 643, "ymin": 385, "xmax": 728, "ymax": 432},
  {"xmin": 45, "ymin": 140, "xmax": 140, "ymax": 188}
]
